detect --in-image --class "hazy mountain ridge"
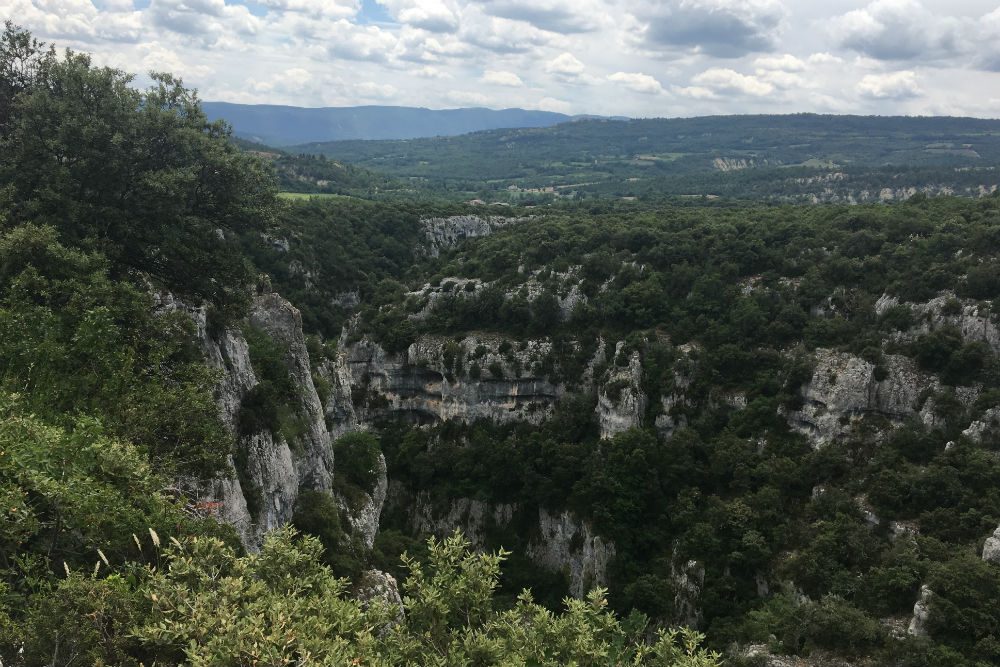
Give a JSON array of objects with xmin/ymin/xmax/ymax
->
[{"xmin": 204, "ymin": 102, "xmax": 585, "ymax": 145}]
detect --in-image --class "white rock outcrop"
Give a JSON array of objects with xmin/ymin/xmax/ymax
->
[
  {"xmin": 421, "ymin": 215, "xmax": 530, "ymax": 257},
  {"xmin": 908, "ymin": 585, "xmax": 932, "ymax": 636},
  {"xmin": 982, "ymin": 526, "xmax": 1000, "ymax": 564},
  {"xmin": 596, "ymin": 343, "xmax": 647, "ymax": 439},
  {"xmin": 527, "ymin": 508, "xmax": 617, "ymax": 599},
  {"xmin": 785, "ymin": 348, "xmax": 971, "ymax": 448}
]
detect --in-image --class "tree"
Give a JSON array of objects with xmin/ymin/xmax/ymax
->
[{"xmin": 0, "ymin": 24, "xmax": 276, "ymax": 312}]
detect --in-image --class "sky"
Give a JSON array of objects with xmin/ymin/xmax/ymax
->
[{"xmin": 4, "ymin": 0, "xmax": 1000, "ymax": 117}]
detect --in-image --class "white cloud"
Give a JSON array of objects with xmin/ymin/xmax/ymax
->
[
  {"xmin": 325, "ymin": 21, "xmax": 398, "ymax": 62},
  {"xmin": 754, "ymin": 53, "xmax": 805, "ymax": 71},
  {"xmin": 148, "ymin": 0, "xmax": 261, "ymax": 40},
  {"xmin": 355, "ymin": 81, "xmax": 399, "ymax": 99},
  {"xmin": 608, "ymin": 71, "xmax": 665, "ymax": 95},
  {"xmin": 459, "ymin": 6, "xmax": 556, "ymax": 53},
  {"xmin": 482, "ymin": 69, "xmax": 525, "ymax": 86},
  {"xmin": 256, "ymin": 0, "xmax": 358, "ymax": 19},
  {"xmin": 5, "ymin": 0, "xmax": 1000, "ymax": 118},
  {"xmin": 413, "ymin": 65, "xmax": 453, "ymax": 78},
  {"xmin": 447, "ymin": 90, "xmax": 491, "ymax": 106},
  {"xmin": 628, "ymin": 0, "xmax": 787, "ymax": 58},
  {"xmin": 756, "ymin": 69, "xmax": 803, "ymax": 88},
  {"xmin": 829, "ymin": 0, "xmax": 967, "ymax": 62},
  {"xmin": 478, "ymin": 0, "xmax": 607, "ymax": 34},
  {"xmin": 139, "ymin": 42, "xmax": 213, "ymax": 78},
  {"xmin": 537, "ymin": 96, "xmax": 573, "ymax": 113},
  {"xmin": 807, "ymin": 52, "xmax": 843, "ymax": 65},
  {"xmin": 857, "ymin": 70, "xmax": 922, "ymax": 98},
  {"xmin": 675, "ymin": 85, "xmax": 717, "ymax": 99},
  {"xmin": 545, "ymin": 52, "xmax": 585, "ymax": 81},
  {"xmin": 692, "ymin": 67, "xmax": 774, "ymax": 96},
  {"xmin": 376, "ymin": 0, "xmax": 460, "ymax": 32}
]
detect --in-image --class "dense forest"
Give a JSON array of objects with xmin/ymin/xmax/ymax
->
[
  {"xmin": 257, "ymin": 192, "xmax": 1000, "ymax": 667},
  {"xmin": 5, "ymin": 19, "xmax": 1000, "ymax": 667}
]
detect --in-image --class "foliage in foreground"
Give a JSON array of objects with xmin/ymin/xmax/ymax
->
[{"xmin": 3, "ymin": 521, "xmax": 720, "ymax": 667}]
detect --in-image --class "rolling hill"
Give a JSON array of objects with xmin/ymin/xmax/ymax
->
[
  {"xmin": 291, "ymin": 114, "xmax": 1000, "ymax": 202},
  {"xmin": 203, "ymin": 102, "xmax": 579, "ymax": 145}
]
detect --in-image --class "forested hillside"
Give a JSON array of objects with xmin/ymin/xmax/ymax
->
[
  {"xmin": 256, "ymin": 195, "xmax": 1000, "ymax": 667},
  {"xmin": 0, "ymin": 23, "xmax": 719, "ymax": 666},
  {"xmin": 298, "ymin": 115, "xmax": 1000, "ymax": 203},
  {"xmin": 5, "ymin": 20, "xmax": 1000, "ymax": 667}
]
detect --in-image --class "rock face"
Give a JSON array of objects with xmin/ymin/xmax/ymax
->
[
  {"xmin": 355, "ymin": 569, "xmax": 404, "ymax": 625},
  {"xmin": 526, "ymin": 508, "xmax": 617, "ymax": 598},
  {"xmin": 879, "ymin": 292, "xmax": 1000, "ymax": 353},
  {"xmin": 342, "ymin": 333, "xmax": 563, "ymax": 426},
  {"xmin": 785, "ymin": 348, "xmax": 974, "ymax": 448},
  {"xmin": 248, "ymin": 293, "xmax": 335, "ymax": 493},
  {"xmin": 670, "ymin": 558, "xmax": 705, "ymax": 629},
  {"xmin": 596, "ymin": 343, "xmax": 647, "ymax": 439},
  {"xmin": 982, "ymin": 526, "xmax": 1000, "ymax": 564},
  {"xmin": 963, "ymin": 407, "xmax": 1000, "ymax": 443},
  {"xmin": 421, "ymin": 215, "xmax": 529, "ymax": 257},
  {"xmin": 158, "ymin": 291, "xmax": 336, "ymax": 549},
  {"xmin": 398, "ymin": 490, "xmax": 614, "ymax": 599},
  {"xmin": 908, "ymin": 585, "xmax": 933, "ymax": 637},
  {"xmin": 339, "ymin": 453, "xmax": 389, "ymax": 550}
]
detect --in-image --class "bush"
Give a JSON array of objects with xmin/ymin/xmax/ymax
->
[{"xmin": 333, "ymin": 432, "xmax": 382, "ymax": 492}]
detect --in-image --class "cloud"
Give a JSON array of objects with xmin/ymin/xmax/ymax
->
[
  {"xmin": 976, "ymin": 8, "xmax": 1000, "ymax": 72},
  {"xmin": 413, "ymin": 65, "xmax": 453, "ymax": 78},
  {"xmin": 807, "ymin": 52, "xmax": 843, "ymax": 65},
  {"xmin": 325, "ymin": 20, "xmax": 398, "ymax": 61},
  {"xmin": 3, "ymin": 0, "xmax": 144, "ymax": 42},
  {"xmin": 5, "ymin": 0, "xmax": 999, "ymax": 118},
  {"xmin": 482, "ymin": 69, "xmax": 524, "ymax": 86},
  {"xmin": 830, "ymin": 0, "xmax": 967, "ymax": 62},
  {"xmin": 376, "ymin": 0, "xmax": 459, "ymax": 32},
  {"xmin": 446, "ymin": 90, "xmax": 491, "ymax": 106},
  {"xmin": 754, "ymin": 53, "xmax": 804, "ymax": 71},
  {"xmin": 148, "ymin": 0, "xmax": 261, "ymax": 39},
  {"xmin": 355, "ymin": 81, "xmax": 399, "ymax": 99},
  {"xmin": 138, "ymin": 42, "xmax": 214, "ymax": 78},
  {"xmin": 545, "ymin": 52, "xmax": 585, "ymax": 81},
  {"xmin": 675, "ymin": 85, "xmax": 717, "ymax": 99},
  {"xmin": 692, "ymin": 67, "xmax": 773, "ymax": 96},
  {"xmin": 629, "ymin": 0, "xmax": 786, "ymax": 58},
  {"xmin": 477, "ymin": 0, "xmax": 605, "ymax": 34},
  {"xmin": 256, "ymin": 0, "xmax": 358, "ymax": 19},
  {"xmin": 459, "ymin": 7, "xmax": 555, "ymax": 53},
  {"xmin": 755, "ymin": 69, "xmax": 802, "ymax": 89},
  {"xmin": 857, "ymin": 70, "xmax": 922, "ymax": 99},
  {"xmin": 537, "ymin": 96, "xmax": 572, "ymax": 113},
  {"xmin": 607, "ymin": 71, "xmax": 666, "ymax": 95}
]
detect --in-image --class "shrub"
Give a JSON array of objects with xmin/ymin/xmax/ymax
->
[{"xmin": 333, "ymin": 432, "xmax": 382, "ymax": 492}]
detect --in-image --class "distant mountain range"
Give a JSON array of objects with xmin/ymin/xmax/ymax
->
[{"xmin": 203, "ymin": 102, "xmax": 594, "ymax": 145}]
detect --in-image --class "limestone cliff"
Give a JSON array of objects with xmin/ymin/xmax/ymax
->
[
  {"xmin": 786, "ymin": 348, "xmax": 977, "ymax": 448},
  {"xmin": 596, "ymin": 342, "xmax": 647, "ymax": 439},
  {"xmin": 158, "ymin": 291, "xmax": 335, "ymax": 549},
  {"xmin": 337, "ymin": 333, "xmax": 564, "ymax": 426},
  {"xmin": 420, "ymin": 215, "xmax": 530, "ymax": 257},
  {"xmin": 393, "ymin": 487, "xmax": 615, "ymax": 599}
]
